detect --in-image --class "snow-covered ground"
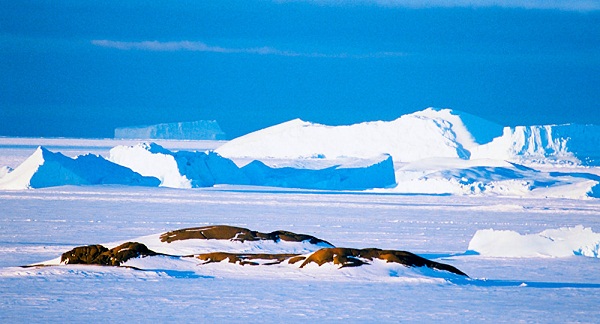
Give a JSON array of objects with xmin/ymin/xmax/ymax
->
[{"xmin": 1, "ymin": 184, "xmax": 599, "ymax": 322}]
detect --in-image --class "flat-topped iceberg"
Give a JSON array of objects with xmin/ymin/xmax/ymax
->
[
  {"xmin": 114, "ymin": 120, "xmax": 227, "ymax": 140},
  {"xmin": 109, "ymin": 142, "xmax": 396, "ymax": 190}
]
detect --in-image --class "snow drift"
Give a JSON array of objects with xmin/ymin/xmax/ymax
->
[
  {"xmin": 467, "ymin": 225, "xmax": 600, "ymax": 258},
  {"xmin": 0, "ymin": 147, "xmax": 160, "ymax": 190},
  {"xmin": 114, "ymin": 120, "xmax": 226, "ymax": 140}
]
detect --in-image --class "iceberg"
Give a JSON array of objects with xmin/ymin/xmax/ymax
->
[
  {"xmin": 109, "ymin": 143, "xmax": 396, "ymax": 190},
  {"xmin": 109, "ymin": 142, "xmax": 248, "ymax": 188},
  {"xmin": 215, "ymin": 108, "xmax": 504, "ymax": 162},
  {"xmin": 114, "ymin": 120, "xmax": 227, "ymax": 140},
  {"xmin": 0, "ymin": 147, "xmax": 160, "ymax": 190},
  {"xmin": 2, "ymin": 107, "xmax": 599, "ymax": 197},
  {"xmin": 214, "ymin": 108, "xmax": 600, "ymax": 198},
  {"xmin": 240, "ymin": 155, "xmax": 396, "ymax": 190},
  {"xmin": 216, "ymin": 108, "xmax": 600, "ymax": 166},
  {"xmin": 471, "ymin": 124, "xmax": 600, "ymax": 166}
]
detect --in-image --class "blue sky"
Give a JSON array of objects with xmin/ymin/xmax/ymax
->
[{"xmin": 1, "ymin": 0, "xmax": 599, "ymax": 138}]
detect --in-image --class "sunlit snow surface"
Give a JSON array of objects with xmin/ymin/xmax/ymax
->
[
  {"xmin": 1, "ymin": 186, "xmax": 600, "ymax": 321},
  {"xmin": 1, "ymin": 135, "xmax": 600, "ymax": 322}
]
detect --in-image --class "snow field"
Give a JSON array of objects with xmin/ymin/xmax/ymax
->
[{"xmin": 1, "ymin": 186, "xmax": 600, "ymax": 321}]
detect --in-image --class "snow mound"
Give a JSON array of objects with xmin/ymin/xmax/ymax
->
[
  {"xmin": 114, "ymin": 120, "xmax": 226, "ymax": 140},
  {"xmin": 467, "ymin": 225, "xmax": 600, "ymax": 258},
  {"xmin": 471, "ymin": 124, "xmax": 600, "ymax": 166},
  {"xmin": 216, "ymin": 108, "xmax": 503, "ymax": 162},
  {"xmin": 0, "ymin": 147, "xmax": 160, "ymax": 190}
]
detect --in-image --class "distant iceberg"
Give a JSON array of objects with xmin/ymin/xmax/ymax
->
[
  {"xmin": 3, "ymin": 107, "xmax": 600, "ymax": 197},
  {"xmin": 114, "ymin": 120, "xmax": 227, "ymax": 140},
  {"xmin": 1, "ymin": 144, "xmax": 397, "ymax": 191},
  {"xmin": 214, "ymin": 107, "xmax": 600, "ymax": 198},
  {"xmin": 0, "ymin": 147, "xmax": 160, "ymax": 190},
  {"xmin": 215, "ymin": 108, "xmax": 504, "ymax": 162},
  {"xmin": 216, "ymin": 108, "xmax": 600, "ymax": 166},
  {"xmin": 240, "ymin": 155, "xmax": 395, "ymax": 190},
  {"xmin": 109, "ymin": 142, "xmax": 396, "ymax": 190},
  {"xmin": 109, "ymin": 142, "xmax": 248, "ymax": 188},
  {"xmin": 471, "ymin": 124, "xmax": 600, "ymax": 166}
]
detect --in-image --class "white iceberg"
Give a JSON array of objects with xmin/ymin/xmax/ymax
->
[
  {"xmin": 109, "ymin": 142, "xmax": 396, "ymax": 190},
  {"xmin": 114, "ymin": 120, "xmax": 226, "ymax": 140},
  {"xmin": 0, "ymin": 147, "xmax": 160, "ymax": 190},
  {"xmin": 216, "ymin": 108, "xmax": 502, "ymax": 162}
]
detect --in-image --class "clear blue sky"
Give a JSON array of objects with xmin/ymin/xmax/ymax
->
[{"xmin": 1, "ymin": 0, "xmax": 599, "ymax": 139}]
